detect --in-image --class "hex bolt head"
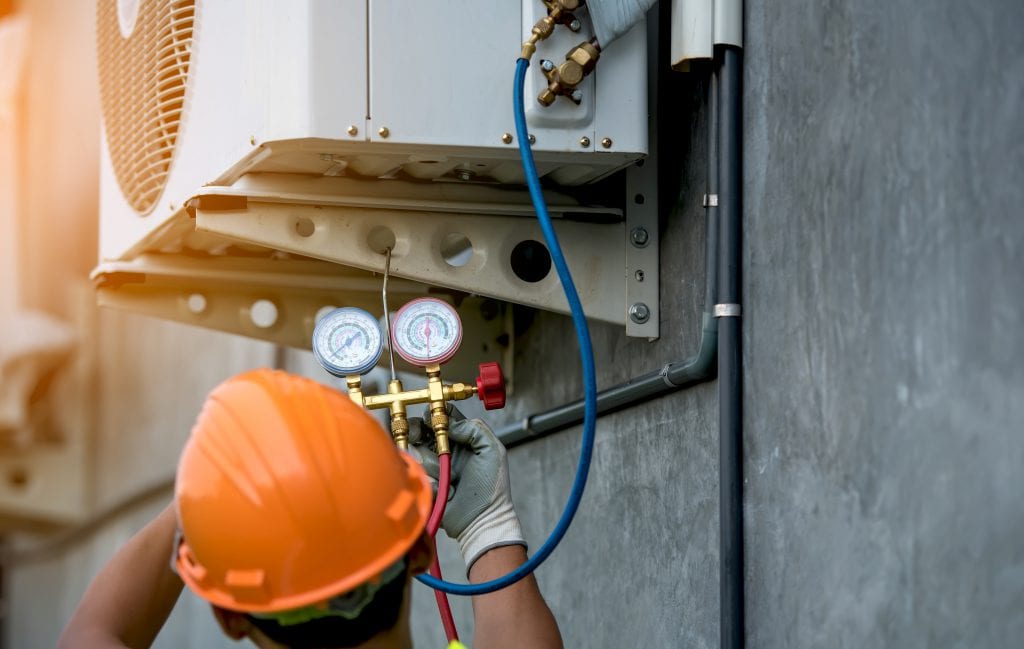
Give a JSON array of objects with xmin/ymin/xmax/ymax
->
[
  {"xmin": 630, "ymin": 227, "xmax": 650, "ymax": 247},
  {"xmin": 569, "ymin": 18, "xmax": 582, "ymax": 32},
  {"xmin": 378, "ymin": 126, "xmax": 390, "ymax": 138},
  {"xmin": 629, "ymin": 303, "xmax": 651, "ymax": 324},
  {"xmin": 601, "ymin": 137, "xmax": 613, "ymax": 149},
  {"xmin": 541, "ymin": 59, "xmax": 555, "ymax": 72},
  {"xmin": 571, "ymin": 89, "xmax": 584, "ymax": 103},
  {"xmin": 579, "ymin": 136, "xmax": 591, "ymax": 148},
  {"xmin": 501, "ymin": 132, "xmax": 513, "ymax": 144},
  {"xmin": 347, "ymin": 125, "xmax": 359, "ymax": 136}
]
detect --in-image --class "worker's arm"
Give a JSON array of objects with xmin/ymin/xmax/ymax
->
[
  {"xmin": 58, "ymin": 502, "xmax": 184, "ymax": 649},
  {"xmin": 469, "ymin": 545, "xmax": 563, "ymax": 649},
  {"xmin": 410, "ymin": 418, "xmax": 563, "ymax": 649}
]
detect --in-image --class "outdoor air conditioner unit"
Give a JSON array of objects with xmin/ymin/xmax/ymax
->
[{"xmin": 91, "ymin": 0, "xmax": 660, "ymax": 362}]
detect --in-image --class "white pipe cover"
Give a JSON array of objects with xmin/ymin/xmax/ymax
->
[{"xmin": 670, "ymin": 0, "xmax": 743, "ymax": 69}]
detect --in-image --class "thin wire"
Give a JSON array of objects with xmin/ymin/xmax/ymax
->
[{"xmin": 382, "ymin": 247, "xmax": 397, "ymax": 380}]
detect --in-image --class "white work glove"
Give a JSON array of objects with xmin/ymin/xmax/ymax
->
[{"xmin": 408, "ymin": 416, "xmax": 526, "ymax": 572}]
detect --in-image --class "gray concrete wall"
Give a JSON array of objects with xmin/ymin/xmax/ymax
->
[{"xmin": 7, "ymin": 0, "xmax": 1024, "ymax": 647}]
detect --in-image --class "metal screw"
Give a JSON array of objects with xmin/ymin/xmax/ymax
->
[
  {"xmin": 347, "ymin": 125, "xmax": 359, "ymax": 136},
  {"xmin": 629, "ymin": 303, "xmax": 650, "ymax": 324},
  {"xmin": 541, "ymin": 59, "xmax": 554, "ymax": 72},
  {"xmin": 501, "ymin": 132, "xmax": 513, "ymax": 144},
  {"xmin": 571, "ymin": 89, "xmax": 584, "ymax": 103},
  {"xmin": 630, "ymin": 227, "xmax": 649, "ymax": 247},
  {"xmin": 579, "ymin": 136, "xmax": 591, "ymax": 148},
  {"xmin": 528, "ymin": 134, "xmax": 536, "ymax": 145},
  {"xmin": 378, "ymin": 126, "xmax": 390, "ymax": 138},
  {"xmin": 635, "ymin": 269, "xmax": 645, "ymax": 282},
  {"xmin": 569, "ymin": 18, "xmax": 582, "ymax": 32},
  {"xmin": 601, "ymin": 137, "xmax": 613, "ymax": 149},
  {"xmin": 455, "ymin": 169, "xmax": 475, "ymax": 181}
]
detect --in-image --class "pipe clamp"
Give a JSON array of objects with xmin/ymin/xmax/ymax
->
[{"xmin": 714, "ymin": 303, "xmax": 741, "ymax": 318}]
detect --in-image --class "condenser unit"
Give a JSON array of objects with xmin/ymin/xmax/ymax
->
[{"xmin": 91, "ymin": 0, "xmax": 661, "ymax": 364}]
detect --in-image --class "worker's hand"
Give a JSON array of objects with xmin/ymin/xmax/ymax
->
[{"xmin": 408, "ymin": 417, "xmax": 526, "ymax": 571}]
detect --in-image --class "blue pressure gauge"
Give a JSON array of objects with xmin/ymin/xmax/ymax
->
[{"xmin": 312, "ymin": 307, "xmax": 384, "ymax": 377}]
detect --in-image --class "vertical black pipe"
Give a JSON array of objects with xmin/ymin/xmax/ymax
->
[{"xmin": 717, "ymin": 45, "xmax": 745, "ymax": 649}]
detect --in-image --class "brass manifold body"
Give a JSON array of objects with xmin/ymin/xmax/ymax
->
[{"xmin": 345, "ymin": 363, "xmax": 477, "ymax": 455}]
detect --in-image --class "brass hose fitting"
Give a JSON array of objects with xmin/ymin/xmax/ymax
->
[
  {"xmin": 387, "ymin": 379, "xmax": 410, "ymax": 450},
  {"xmin": 538, "ymin": 40, "xmax": 601, "ymax": 106},
  {"xmin": 425, "ymin": 364, "xmax": 452, "ymax": 455},
  {"xmin": 521, "ymin": 0, "xmax": 583, "ymax": 60}
]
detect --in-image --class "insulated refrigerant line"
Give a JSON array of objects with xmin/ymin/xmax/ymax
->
[{"xmin": 415, "ymin": 57, "xmax": 599, "ymax": 597}]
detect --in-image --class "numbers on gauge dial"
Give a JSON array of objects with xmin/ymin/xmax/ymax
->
[
  {"xmin": 391, "ymin": 298, "xmax": 463, "ymax": 366},
  {"xmin": 311, "ymin": 307, "xmax": 383, "ymax": 376}
]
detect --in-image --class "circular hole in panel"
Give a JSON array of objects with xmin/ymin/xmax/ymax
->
[
  {"xmin": 250, "ymin": 300, "xmax": 279, "ymax": 329},
  {"xmin": 315, "ymin": 305, "xmax": 337, "ymax": 323},
  {"xmin": 186, "ymin": 293, "xmax": 207, "ymax": 314},
  {"xmin": 510, "ymin": 240, "xmax": 552, "ymax": 283},
  {"xmin": 634, "ymin": 193, "xmax": 646, "ymax": 205},
  {"xmin": 295, "ymin": 217, "xmax": 315, "ymax": 237},
  {"xmin": 441, "ymin": 233, "xmax": 474, "ymax": 267},
  {"xmin": 635, "ymin": 159, "xmax": 645, "ymax": 168},
  {"xmin": 367, "ymin": 226, "xmax": 397, "ymax": 254},
  {"xmin": 7, "ymin": 467, "xmax": 29, "ymax": 490}
]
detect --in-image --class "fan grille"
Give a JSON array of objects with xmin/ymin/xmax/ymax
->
[{"xmin": 97, "ymin": 0, "xmax": 195, "ymax": 215}]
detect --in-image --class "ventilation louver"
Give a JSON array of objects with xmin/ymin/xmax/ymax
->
[{"xmin": 97, "ymin": 0, "xmax": 195, "ymax": 215}]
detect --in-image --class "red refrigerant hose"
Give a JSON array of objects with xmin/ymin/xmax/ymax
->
[{"xmin": 427, "ymin": 453, "xmax": 458, "ymax": 643}]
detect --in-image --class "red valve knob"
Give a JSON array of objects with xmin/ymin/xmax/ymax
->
[{"xmin": 476, "ymin": 362, "xmax": 506, "ymax": 410}]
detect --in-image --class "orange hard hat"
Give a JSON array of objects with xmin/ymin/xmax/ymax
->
[{"xmin": 174, "ymin": 368, "xmax": 431, "ymax": 613}]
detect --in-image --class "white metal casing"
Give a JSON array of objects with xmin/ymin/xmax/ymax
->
[
  {"xmin": 99, "ymin": 0, "xmax": 649, "ymax": 262},
  {"xmin": 95, "ymin": 0, "xmax": 658, "ymax": 346}
]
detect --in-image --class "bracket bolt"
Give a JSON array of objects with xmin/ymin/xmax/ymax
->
[
  {"xmin": 501, "ymin": 132, "xmax": 513, "ymax": 144},
  {"xmin": 571, "ymin": 89, "xmax": 584, "ymax": 103},
  {"xmin": 601, "ymin": 137, "xmax": 613, "ymax": 149},
  {"xmin": 569, "ymin": 18, "xmax": 582, "ymax": 32},
  {"xmin": 541, "ymin": 59, "xmax": 555, "ymax": 72},
  {"xmin": 579, "ymin": 136, "xmax": 591, "ymax": 148},
  {"xmin": 378, "ymin": 126, "xmax": 390, "ymax": 138},
  {"xmin": 347, "ymin": 125, "xmax": 359, "ymax": 136},
  {"xmin": 629, "ymin": 303, "xmax": 651, "ymax": 324},
  {"xmin": 455, "ymin": 169, "xmax": 475, "ymax": 181},
  {"xmin": 630, "ymin": 227, "xmax": 650, "ymax": 247}
]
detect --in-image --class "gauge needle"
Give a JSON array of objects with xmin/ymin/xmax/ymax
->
[
  {"xmin": 341, "ymin": 332, "xmax": 360, "ymax": 349},
  {"xmin": 423, "ymin": 320, "xmax": 432, "ymax": 354}
]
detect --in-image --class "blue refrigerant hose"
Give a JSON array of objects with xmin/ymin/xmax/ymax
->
[{"xmin": 416, "ymin": 57, "xmax": 598, "ymax": 596}]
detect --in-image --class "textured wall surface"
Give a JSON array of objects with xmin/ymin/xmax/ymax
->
[
  {"xmin": 742, "ymin": 1, "xmax": 1024, "ymax": 647},
  {"xmin": 7, "ymin": 0, "xmax": 1024, "ymax": 647}
]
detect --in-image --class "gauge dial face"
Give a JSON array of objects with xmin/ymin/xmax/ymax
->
[
  {"xmin": 312, "ymin": 307, "xmax": 384, "ymax": 377},
  {"xmin": 391, "ymin": 298, "xmax": 463, "ymax": 367}
]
